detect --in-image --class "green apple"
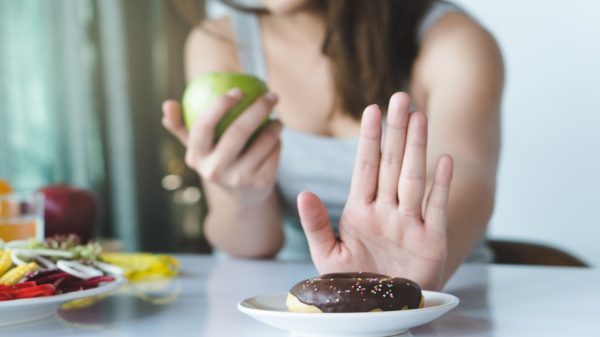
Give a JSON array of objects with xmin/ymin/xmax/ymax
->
[{"xmin": 182, "ymin": 72, "xmax": 269, "ymax": 140}]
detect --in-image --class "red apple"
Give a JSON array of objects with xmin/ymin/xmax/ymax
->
[{"xmin": 39, "ymin": 185, "xmax": 98, "ymax": 242}]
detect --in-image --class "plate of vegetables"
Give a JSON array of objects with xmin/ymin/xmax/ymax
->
[{"xmin": 0, "ymin": 235, "xmax": 125, "ymax": 327}]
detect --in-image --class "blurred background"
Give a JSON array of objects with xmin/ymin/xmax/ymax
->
[
  {"xmin": 453, "ymin": 0, "xmax": 600, "ymax": 266},
  {"xmin": 0, "ymin": 0, "xmax": 206, "ymax": 253},
  {"xmin": 0, "ymin": 1, "xmax": 598, "ymax": 264}
]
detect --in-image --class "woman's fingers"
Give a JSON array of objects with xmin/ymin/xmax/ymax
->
[
  {"xmin": 398, "ymin": 111, "xmax": 428, "ymax": 218},
  {"xmin": 162, "ymin": 100, "xmax": 189, "ymax": 146},
  {"xmin": 298, "ymin": 191, "xmax": 337, "ymax": 261},
  {"xmin": 348, "ymin": 105, "xmax": 382, "ymax": 203},
  {"xmin": 424, "ymin": 155, "xmax": 453, "ymax": 234},
  {"xmin": 231, "ymin": 121, "xmax": 282, "ymax": 182},
  {"xmin": 190, "ymin": 88, "xmax": 242, "ymax": 154},
  {"xmin": 253, "ymin": 140, "xmax": 282, "ymax": 187},
  {"xmin": 377, "ymin": 92, "xmax": 410, "ymax": 203},
  {"xmin": 212, "ymin": 93, "xmax": 278, "ymax": 167},
  {"xmin": 188, "ymin": 88, "xmax": 244, "ymax": 160}
]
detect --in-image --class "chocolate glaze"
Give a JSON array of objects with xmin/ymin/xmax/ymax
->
[{"xmin": 290, "ymin": 272, "xmax": 422, "ymax": 313}]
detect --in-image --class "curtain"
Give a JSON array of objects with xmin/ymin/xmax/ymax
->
[{"xmin": 0, "ymin": 0, "xmax": 208, "ymax": 253}]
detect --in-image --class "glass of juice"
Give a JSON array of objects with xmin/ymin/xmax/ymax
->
[{"xmin": 0, "ymin": 192, "xmax": 44, "ymax": 242}]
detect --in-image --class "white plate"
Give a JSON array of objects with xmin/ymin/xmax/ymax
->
[
  {"xmin": 0, "ymin": 276, "xmax": 126, "ymax": 327},
  {"xmin": 238, "ymin": 290, "xmax": 459, "ymax": 337}
]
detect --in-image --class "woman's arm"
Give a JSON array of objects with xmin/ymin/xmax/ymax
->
[
  {"xmin": 413, "ymin": 12, "xmax": 504, "ymax": 282},
  {"xmin": 294, "ymin": 13, "xmax": 503, "ymax": 290},
  {"xmin": 166, "ymin": 19, "xmax": 284, "ymax": 258}
]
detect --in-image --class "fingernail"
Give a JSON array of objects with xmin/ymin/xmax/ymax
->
[
  {"xmin": 364, "ymin": 104, "xmax": 379, "ymax": 118},
  {"xmin": 227, "ymin": 87, "xmax": 242, "ymax": 97},
  {"xmin": 265, "ymin": 92, "xmax": 278, "ymax": 102}
]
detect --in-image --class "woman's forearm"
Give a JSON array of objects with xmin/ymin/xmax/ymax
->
[
  {"xmin": 203, "ymin": 183, "xmax": 283, "ymax": 258},
  {"xmin": 441, "ymin": 169, "xmax": 496, "ymax": 284}
]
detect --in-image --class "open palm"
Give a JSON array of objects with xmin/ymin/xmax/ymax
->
[{"xmin": 297, "ymin": 93, "xmax": 453, "ymax": 291}]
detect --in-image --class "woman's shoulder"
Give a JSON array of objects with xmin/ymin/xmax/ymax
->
[
  {"xmin": 413, "ymin": 10, "xmax": 504, "ymax": 91},
  {"xmin": 422, "ymin": 9, "xmax": 500, "ymax": 53},
  {"xmin": 184, "ymin": 17, "xmax": 241, "ymax": 80}
]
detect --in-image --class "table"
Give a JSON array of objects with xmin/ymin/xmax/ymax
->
[{"xmin": 2, "ymin": 255, "xmax": 599, "ymax": 337}]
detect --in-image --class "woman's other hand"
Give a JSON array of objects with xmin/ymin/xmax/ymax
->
[
  {"xmin": 161, "ymin": 89, "xmax": 282, "ymax": 205},
  {"xmin": 297, "ymin": 92, "xmax": 453, "ymax": 290}
]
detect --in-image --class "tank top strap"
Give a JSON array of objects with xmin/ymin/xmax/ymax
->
[
  {"xmin": 228, "ymin": 9, "xmax": 269, "ymax": 81},
  {"xmin": 418, "ymin": 1, "xmax": 463, "ymax": 40}
]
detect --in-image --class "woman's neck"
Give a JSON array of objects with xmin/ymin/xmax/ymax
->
[{"xmin": 264, "ymin": 8, "xmax": 325, "ymax": 48}]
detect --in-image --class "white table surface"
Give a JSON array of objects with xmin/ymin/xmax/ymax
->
[{"xmin": 1, "ymin": 254, "xmax": 599, "ymax": 337}]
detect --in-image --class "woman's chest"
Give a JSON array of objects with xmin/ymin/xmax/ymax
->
[{"xmin": 263, "ymin": 41, "xmax": 361, "ymax": 138}]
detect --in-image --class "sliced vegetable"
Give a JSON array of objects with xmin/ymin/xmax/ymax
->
[
  {"xmin": 12, "ymin": 284, "xmax": 55, "ymax": 299},
  {"xmin": 12, "ymin": 248, "xmax": 74, "ymax": 259},
  {"xmin": 94, "ymin": 261, "xmax": 124, "ymax": 276},
  {"xmin": 10, "ymin": 250, "xmax": 29, "ymax": 266},
  {"xmin": 82, "ymin": 276, "xmax": 115, "ymax": 287},
  {"xmin": 22, "ymin": 268, "xmax": 62, "ymax": 282},
  {"xmin": 0, "ymin": 235, "xmax": 128, "ymax": 302},
  {"xmin": 56, "ymin": 260, "xmax": 103, "ymax": 279},
  {"xmin": 0, "ymin": 283, "xmax": 55, "ymax": 301},
  {"xmin": 33, "ymin": 255, "xmax": 57, "ymax": 269},
  {"xmin": 0, "ymin": 250, "xmax": 12, "ymax": 276},
  {"xmin": 40, "ymin": 235, "xmax": 102, "ymax": 261},
  {"xmin": 0, "ymin": 281, "xmax": 37, "ymax": 291},
  {"xmin": 0, "ymin": 262, "xmax": 39, "ymax": 285},
  {"xmin": 25, "ymin": 269, "xmax": 69, "ymax": 285}
]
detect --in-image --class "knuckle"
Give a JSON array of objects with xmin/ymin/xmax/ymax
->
[
  {"xmin": 428, "ymin": 195, "xmax": 448, "ymax": 210},
  {"xmin": 380, "ymin": 152, "xmax": 402, "ymax": 166},
  {"xmin": 160, "ymin": 116, "xmax": 170, "ymax": 129},
  {"xmin": 215, "ymin": 94, "xmax": 238, "ymax": 110},
  {"xmin": 227, "ymin": 122, "xmax": 252, "ymax": 139},
  {"xmin": 199, "ymin": 119, "xmax": 214, "ymax": 133},
  {"xmin": 245, "ymin": 99, "xmax": 273, "ymax": 121},
  {"xmin": 386, "ymin": 120, "xmax": 407, "ymax": 131},
  {"xmin": 184, "ymin": 152, "xmax": 197, "ymax": 169},
  {"xmin": 398, "ymin": 205, "xmax": 421, "ymax": 218},
  {"xmin": 255, "ymin": 96, "xmax": 274, "ymax": 111},
  {"xmin": 228, "ymin": 173, "xmax": 247, "ymax": 188},
  {"xmin": 201, "ymin": 166, "xmax": 220, "ymax": 183},
  {"xmin": 191, "ymin": 118, "xmax": 212, "ymax": 135},
  {"xmin": 357, "ymin": 159, "xmax": 378, "ymax": 174},
  {"xmin": 401, "ymin": 169, "xmax": 425, "ymax": 181}
]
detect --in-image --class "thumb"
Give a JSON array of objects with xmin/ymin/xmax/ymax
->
[
  {"xmin": 297, "ymin": 191, "xmax": 337, "ymax": 262},
  {"xmin": 162, "ymin": 100, "xmax": 189, "ymax": 146}
]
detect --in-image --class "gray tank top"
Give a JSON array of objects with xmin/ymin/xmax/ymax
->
[{"xmin": 228, "ymin": 1, "xmax": 493, "ymax": 262}]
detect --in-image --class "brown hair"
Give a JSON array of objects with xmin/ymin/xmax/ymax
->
[{"xmin": 221, "ymin": 0, "xmax": 434, "ymax": 119}]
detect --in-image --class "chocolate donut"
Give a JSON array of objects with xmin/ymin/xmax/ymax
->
[{"xmin": 286, "ymin": 272, "xmax": 423, "ymax": 313}]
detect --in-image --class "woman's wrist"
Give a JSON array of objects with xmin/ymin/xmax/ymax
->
[
  {"xmin": 204, "ymin": 187, "xmax": 283, "ymax": 257},
  {"xmin": 204, "ymin": 180, "xmax": 277, "ymax": 210}
]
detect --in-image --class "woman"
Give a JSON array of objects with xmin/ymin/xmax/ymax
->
[{"xmin": 162, "ymin": 0, "xmax": 503, "ymax": 290}]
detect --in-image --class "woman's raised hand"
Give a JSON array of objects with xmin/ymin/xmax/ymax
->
[
  {"xmin": 161, "ymin": 89, "xmax": 282, "ymax": 204},
  {"xmin": 297, "ymin": 92, "xmax": 453, "ymax": 290}
]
